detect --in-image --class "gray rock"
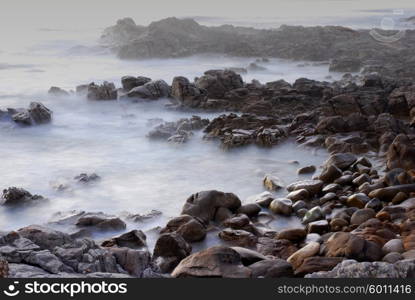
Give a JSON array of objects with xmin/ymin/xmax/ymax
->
[{"xmin": 127, "ymin": 80, "xmax": 170, "ymax": 99}]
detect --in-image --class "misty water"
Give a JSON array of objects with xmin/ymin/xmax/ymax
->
[{"xmin": 0, "ymin": 19, "xmax": 351, "ymax": 244}]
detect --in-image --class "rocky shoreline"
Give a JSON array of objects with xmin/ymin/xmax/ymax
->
[{"xmin": 2, "ymin": 15, "xmax": 415, "ymax": 278}]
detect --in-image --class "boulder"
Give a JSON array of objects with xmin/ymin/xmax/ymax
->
[
  {"xmin": 295, "ymin": 256, "xmax": 344, "ymax": 276},
  {"xmin": 297, "ymin": 165, "xmax": 316, "ymax": 175},
  {"xmin": 18, "ymin": 225, "xmax": 73, "ymax": 250},
  {"xmin": 171, "ymin": 246, "xmax": 251, "ymax": 278},
  {"xmin": 324, "ymin": 232, "xmax": 383, "ymax": 261},
  {"xmin": 386, "ymin": 134, "xmax": 415, "ymax": 171},
  {"xmin": 121, "ymin": 76, "xmax": 151, "ymax": 91},
  {"xmin": 263, "ymin": 175, "xmax": 284, "ymax": 191},
  {"xmin": 218, "ymin": 229, "xmax": 257, "ymax": 247},
  {"xmin": 75, "ymin": 213, "xmax": 126, "ymax": 232},
  {"xmin": 286, "ymin": 180, "xmax": 324, "ymax": 195},
  {"xmin": 1, "ymin": 187, "xmax": 47, "ymax": 207},
  {"xmin": 237, "ymin": 203, "xmax": 261, "ymax": 218},
  {"xmin": 127, "ymin": 80, "xmax": 170, "ymax": 99},
  {"xmin": 195, "ymin": 70, "xmax": 243, "ymax": 99},
  {"xmin": 87, "ymin": 82, "xmax": 117, "ymax": 100},
  {"xmin": 11, "ymin": 102, "xmax": 52, "ymax": 126},
  {"xmin": 101, "ymin": 230, "xmax": 147, "ymax": 249},
  {"xmin": 160, "ymin": 215, "xmax": 206, "ymax": 243},
  {"xmin": 269, "ymin": 198, "xmax": 293, "ymax": 215},
  {"xmin": 249, "ymin": 259, "xmax": 294, "ymax": 278},
  {"xmin": 171, "ymin": 76, "xmax": 207, "ymax": 107},
  {"xmin": 153, "ymin": 233, "xmax": 192, "ymax": 273},
  {"xmin": 256, "ymin": 238, "xmax": 298, "ymax": 259},
  {"xmin": 230, "ymin": 247, "xmax": 267, "ymax": 265},
  {"xmin": 109, "ymin": 248, "xmax": 151, "ymax": 277},
  {"xmin": 287, "ymin": 242, "xmax": 320, "ymax": 269},
  {"xmin": 277, "ymin": 228, "xmax": 307, "ymax": 241},
  {"xmin": 324, "ymin": 153, "xmax": 357, "ymax": 170},
  {"xmin": 181, "ymin": 190, "xmax": 241, "ymax": 223}
]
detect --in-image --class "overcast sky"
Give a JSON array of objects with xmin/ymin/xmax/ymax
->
[{"xmin": 1, "ymin": 0, "xmax": 414, "ymax": 28}]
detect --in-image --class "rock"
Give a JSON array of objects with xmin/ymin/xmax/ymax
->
[
  {"xmin": 350, "ymin": 208, "xmax": 376, "ymax": 225},
  {"xmin": 75, "ymin": 213, "xmax": 126, "ymax": 232},
  {"xmin": 18, "ymin": 225, "xmax": 73, "ymax": 250},
  {"xmin": 48, "ymin": 86, "xmax": 70, "ymax": 96},
  {"xmin": 292, "ymin": 200, "xmax": 307, "ymax": 213},
  {"xmin": 386, "ymin": 134, "xmax": 415, "ymax": 171},
  {"xmin": 353, "ymin": 174, "xmax": 371, "ymax": 186},
  {"xmin": 230, "ymin": 247, "xmax": 267, "ymax": 265},
  {"xmin": 1, "ymin": 187, "xmax": 47, "ymax": 207},
  {"xmin": 369, "ymin": 185, "xmax": 415, "ymax": 202},
  {"xmin": 0, "ymin": 257, "xmax": 9, "ymax": 278},
  {"xmin": 319, "ymin": 165, "xmax": 343, "ymax": 183},
  {"xmin": 195, "ymin": 70, "xmax": 243, "ymax": 99},
  {"xmin": 237, "ymin": 203, "xmax": 261, "ymax": 218},
  {"xmin": 334, "ymin": 174, "xmax": 354, "ymax": 185},
  {"xmin": 101, "ymin": 230, "xmax": 147, "ymax": 249},
  {"xmin": 171, "ymin": 76, "xmax": 207, "ymax": 107},
  {"xmin": 153, "ymin": 233, "xmax": 192, "ymax": 273},
  {"xmin": 109, "ymin": 248, "xmax": 151, "ymax": 277},
  {"xmin": 325, "ymin": 232, "xmax": 383, "ymax": 261},
  {"xmin": 74, "ymin": 173, "xmax": 101, "ymax": 184},
  {"xmin": 87, "ymin": 82, "xmax": 117, "ymax": 100},
  {"xmin": 324, "ymin": 153, "xmax": 357, "ymax": 170},
  {"xmin": 171, "ymin": 246, "xmax": 251, "ymax": 278},
  {"xmin": 218, "ymin": 229, "xmax": 257, "ymax": 247},
  {"xmin": 295, "ymin": 256, "xmax": 344, "ymax": 276},
  {"xmin": 382, "ymin": 239, "xmax": 404, "ymax": 255},
  {"xmin": 11, "ymin": 102, "xmax": 52, "ymax": 126},
  {"xmin": 269, "ymin": 198, "xmax": 293, "ymax": 215},
  {"xmin": 392, "ymin": 192, "xmax": 408, "ymax": 205},
  {"xmin": 250, "ymin": 192, "xmax": 274, "ymax": 207},
  {"xmin": 287, "ymin": 180, "xmax": 324, "ymax": 195},
  {"xmin": 277, "ymin": 228, "xmax": 306, "ymax": 241},
  {"xmin": 305, "ymin": 259, "xmax": 415, "ymax": 278},
  {"xmin": 249, "ymin": 259, "xmax": 294, "ymax": 278},
  {"xmin": 223, "ymin": 214, "xmax": 250, "ymax": 229},
  {"xmin": 181, "ymin": 190, "xmax": 241, "ymax": 223},
  {"xmin": 160, "ymin": 215, "xmax": 206, "ymax": 243},
  {"xmin": 263, "ymin": 175, "xmax": 284, "ymax": 191},
  {"xmin": 319, "ymin": 192, "xmax": 337, "ymax": 205},
  {"xmin": 302, "ymin": 207, "xmax": 324, "ymax": 224},
  {"xmin": 347, "ymin": 193, "xmax": 371, "ymax": 209},
  {"xmin": 286, "ymin": 189, "xmax": 309, "ymax": 201},
  {"xmin": 121, "ymin": 76, "xmax": 151, "ymax": 91},
  {"xmin": 307, "ymin": 220, "xmax": 329, "ymax": 234},
  {"xmin": 365, "ymin": 198, "xmax": 383, "ymax": 211},
  {"xmin": 127, "ymin": 80, "xmax": 170, "ymax": 99},
  {"xmin": 256, "ymin": 238, "xmax": 298, "ymax": 259},
  {"xmin": 383, "ymin": 252, "xmax": 403, "ymax": 263},
  {"xmin": 330, "ymin": 218, "xmax": 349, "ymax": 231},
  {"xmin": 297, "ymin": 165, "xmax": 316, "ymax": 175},
  {"xmin": 287, "ymin": 242, "xmax": 320, "ymax": 269}
]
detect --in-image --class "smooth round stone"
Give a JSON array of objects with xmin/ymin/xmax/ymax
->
[
  {"xmin": 334, "ymin": 175, "xmax": 354, "ymax": 185},
  {"xmin": 322, "ymin": 183, "xmax": 341, "ymax": 193},
  {"xmin": 277, "ymin": 228, "xmax": 307, "ymax": 241},
  {"xmin": 269, "ymin": 198, "xmax": 293, "ymax": 215},
  {"xmin": 319, "ymin": 192, "xmax": 337, "ymax": 205},
  {"xmin": 307, "ymin": 220, "xmax": 329, "ymax": 234},
  {"xmin": 302, "ymin": 206, "xmax": 323, "ymax": 224},
  {"xmin": 286, "ymin": 189, "xmax": 309, "ymax": 201},
  {"xmin": 237, "ymin": 203, "xmax": 262, "ymax": 217},
  {"xmin": 350, "ymin": 208, "xmax": 376, "ymax": 225},
  {"xmin": 297, "ymin": 165, "xmax": 316, "ymax": 175},
  {"xmin": 263, "ymin": 175, "xmax": 284, "ymax": 191},
  {"xmin": 347, "ymin": 193, "xmax": 370, "ymax": 209},
  {"xmin": 382, "ymin": 239, "xmax": 404, "ymax": 254},
  {"xmin": 365, "ymin": 198, "xmax": 382, "ymax": 211},
  {"xmin": 382, "ymin": 252, "xmax": 403, "ymax": 263},
  {"xmin": 250, "ymin": 191, "xmax": 274, "ymax": 208},
  {"xmin": 352, "ymin": 173, "xmax": 371, "ymax": 186},
  {"xmin": 292, "ymin": 200, "xmax": 307, "ymax": 212}
]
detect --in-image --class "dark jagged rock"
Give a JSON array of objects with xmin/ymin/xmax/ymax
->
[{"xmin": 1, "ymin": 187, "xmax": 47, "ymax": 207}]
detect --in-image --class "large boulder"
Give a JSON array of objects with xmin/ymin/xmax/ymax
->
[
  {"xmin": 127, "ymin": 80, "xmax": 170, "ymax": 99},
  {"xmin": 171, "ymin": 76, "xmax": 207, "ymax": 107},
  {"xmin": 87, "ymin": 82, "xmax": 117, "ymax": 100},
  {"xmin": 324, "ymin": 232, "xmax": 383, "ymax": 261},
  {"xmin": 121, "ymin": 76, "xmax": 151, "ymax": 91},
  {"xmin": 101, "ymin": 230, "xmax": 147, "ymax": 249},
  {"xmin": 153, "ymin": 233, "xmax": 192, "ymax": 273},
  {"xmin": 1, "ymin": 187, "xmax": 47, "ymax": 207},
  {"xmin": 11, "ymin": 102, "xmax": 52, "ymax": 126},
  {"xmin": 171, "ymin": 246, "xmax": 251, "ymax": 278},
  {"xmin": 18, "ymin": 225, "xmax": 73, "ymax": 250},
  {"xmin": 195, "ymin": 69, "xmax": 243, "ymax": 99},
  {"xmin": 160, "ymin": 215, "xmax": 206, "ymax": 243},
  {"xmin": 181, "ymin": 190, "xmax": 241, "ymax": 223},
  {"xmin": 324, "ymin": 152, "xmax": 357, "ymax": 170}
]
